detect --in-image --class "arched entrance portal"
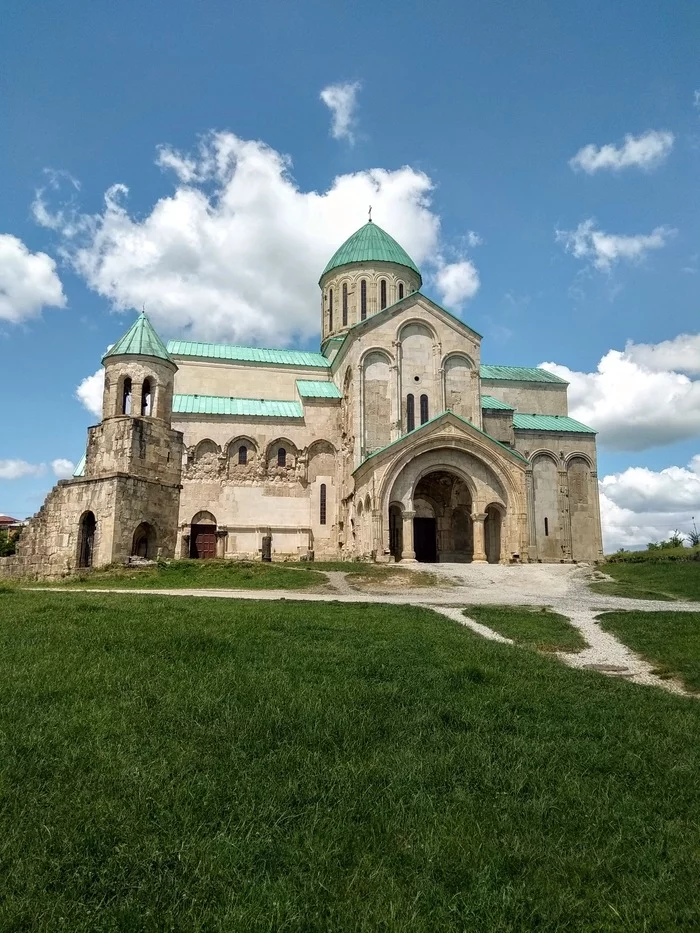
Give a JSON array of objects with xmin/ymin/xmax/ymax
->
[
  {"xmin": 190, "ymin": 511, "xmax": 217, "ymax": 559},
  {"xmin": 132, "ymin": 522, "xmax": 157, "ymax": 559},
  {"xmin": 78, "ymin": 511, "xmax": 96, "ymax": 568},
  {"xmin": 413, "ymin": 471, "xmax": 473, "ymax": 563}
]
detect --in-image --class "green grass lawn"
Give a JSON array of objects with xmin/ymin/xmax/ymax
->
[
  {"xmin": 1, "ymin": 591, "xmax": 700, "ymax": 931},
  {"xmin": 598, "ymin": 610, "xmax": 700, "ymax": 692},
  {"xmin": 590, "ymin": 561, "xmax": 700, "ymax": 602},
  {"xmin": 45, "ymin": 558, "xmax": 327, "ymax": 590},
  {"xmin": 465, "ymin": 605, "xmax": 586, "ymax": 653}
]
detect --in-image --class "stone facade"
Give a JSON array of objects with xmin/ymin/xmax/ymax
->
[{"xmin": 1, "ymin": 221, "xmax": 604, "ymax": 578}]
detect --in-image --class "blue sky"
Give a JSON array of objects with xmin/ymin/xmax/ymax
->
[{"xmin": 1, "ymin": 0, "xmax": 699, "ymax": 548}]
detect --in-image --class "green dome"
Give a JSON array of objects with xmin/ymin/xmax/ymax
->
[
  {"xmin": 103, "ymin": 312, "xmax": 173, "ymax": 364},
  {"xmin": 321, "ymin": 222, "xmax": 421, "ymax": 281}
]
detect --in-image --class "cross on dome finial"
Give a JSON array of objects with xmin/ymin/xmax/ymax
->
[{"xmin": 368, "ymin": 205, "xmax": 372, "ymax": 223}]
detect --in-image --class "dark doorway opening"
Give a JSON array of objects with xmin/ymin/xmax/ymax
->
[
  {"xmin": 190, "ymin": 524, "xmax": 217, "ymax": 559},
  {"xmin": 132, "ymin": 522, "xmax": 157, "ymax": 559},
  {"xmin": 78, "ymin": 511, "xmax": 96, "ymax": 568},
  {"xmin": 414, "ymin": 517, "xmax": 437, "ymax": 562}
]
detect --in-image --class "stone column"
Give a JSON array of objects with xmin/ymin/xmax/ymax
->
[
  {"xmin": 401, "ymin": 510, "xmax": 417, "ymax": 561},
  {"xmin": 471, "ymin": 512, "xmax": 487, "ymax": 563},
  {"xmin": 215, "ymin": 529, "xmax": 228, "ymax": 558}
]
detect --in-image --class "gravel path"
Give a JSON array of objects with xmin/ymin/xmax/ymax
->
[{"xmin": 32, "ymin": 563, "xmax": 699, "ymax": 697}]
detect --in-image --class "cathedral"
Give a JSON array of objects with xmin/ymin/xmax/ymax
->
[{"xmin": 1, "ymin": 221, "xmax": 604, "ymax": 578}]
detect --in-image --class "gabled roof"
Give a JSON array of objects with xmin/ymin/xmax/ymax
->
[
  {"xmin": 354, "ymin": 409, "xmax": 528, "ymax": 474},
  {"xmin": 321, "ymin": 222, "xmax": 421, "ymax": 281},
  {"xmin": 513, "ymin": 413, "xmax": 596, "ymax": 433},
  {"xmin": 167, "ymin": 340, "xmax": 330, "ymax": 368},
  {"xmin": 103, "ymin": 313, "xmax": 173, "ymax": 363},
  {"xmin": 173, "ymin": 394, "xmax": 303, "ymax": 418},
  {"xmin": 481, "ymin": 394, "xmax": 515, "ymax": 410},
  {"xmin": 296, "ymin": 380, "xmax": 342, "ymax": 399},
  {"xmin": 330, "ymin": 290, "xmax": 482, "ymax": 372},
  {"xmin": 480, "ymin": 364, "xmax": 567, "ymax": 385}
]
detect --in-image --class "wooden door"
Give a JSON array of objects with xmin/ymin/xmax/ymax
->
[{"xmin": 190, "ymin": 524, "xmax": 217, "ymax": 559}]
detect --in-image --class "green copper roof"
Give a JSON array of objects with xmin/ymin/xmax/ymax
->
[
  {"xmin": 296, "ymin": 379, "xmax": 342, "ymax": 399},
  {"xmin": 513, "ymin": 413, "xmax": 596, "ymax": 433},
  {"xmin": 481, "ymin": 394, "xmax": 515, "ymax": 410},
  {"xmin": 480, "ymin": 365, "xmax": 568, "ymax": 384},
  {"xmin": 321, "ymin": 222, "xmax": 421, "ymax": 280},
  {"xmin": 173, "ymin": 394, "xmax": 303, "ymax": 418},
  {"xmin": 168, "ymin": 340, "xmax": 330, "ymax": 368},
  {"xmin": 103, "ymin": 313, "xmax": 173, "ymax": 363}
]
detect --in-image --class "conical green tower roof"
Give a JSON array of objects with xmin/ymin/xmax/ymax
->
[
  {"xmin": 321, "ymin": 222, "xmax": 421, "ymax": 281},
  {"xmin": 102, "ymin": 312, "xmax": 173, "ymax": 364}
]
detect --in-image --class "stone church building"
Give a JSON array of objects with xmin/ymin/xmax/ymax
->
[{"xmin": 2, "ymin": 221, "xmax": 603, "ymax": 578}]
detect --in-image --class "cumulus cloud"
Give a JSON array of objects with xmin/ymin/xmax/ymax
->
[
  {"xmin": 434, "ymin": 259, "xmax": 480, "ymax": 306},
  {"xmin": 0, "ymin": 459, "xmax": 45, "ymax": 480},
  {"xmin": 599, "ymin": 456, "xmax": 700, "ymax": 551},
  {"xmin": 540, "ymin": 333, "xmax": 700, "ymax": 452},
  {"xmin": 76, "ymin": 368, "xmax": 104, "ymax": 418},
  {"xmin": 320, "ymin": 82, "xmax": 361, "ymax": 143},
  {"xmin": 624, "ymin": 333, "xmax": 700, "ymax": 376},
  {"xmin": 569, "ymin": 130, "xmax": 674, "ymax": 173},
  {"xmin": 51, "ymin": 458, "xmax": 75, "ymax": 479},
  {"xmin": 556, "ymin": 219, "xmax": 675, "ymax": 272},
  {"xmin": 0, "ymin": 234, "xmax": 66, "ymax": 324},
  {"xmin": 34, "ymin": 131, "xmax": 480, "ymax": 344}
]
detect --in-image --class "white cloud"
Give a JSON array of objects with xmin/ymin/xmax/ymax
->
[
  {"xmin": 434, "ymin": 259, "xmax": 480, "ymax": 306},
  {"xmin": 556, "ymin": 219, "xmax": 675, "ymax": 272},
  {"xmin": 569, "ymin": 130, "xmax": 674, "ymax": 173},
  {"xmin": 76, "ymin": 368, "xmax": 104, "ymax": 418},
  {"xmin": 0, "ymin": 459, "xmax": 45, "ymax": 480},
  {"xmin": 51, "ymin": 458, "xmax": 75, "ymax": 479},
  {"xmin": 599, "ymin": 457, "xmax": 700, "ymax": 551},
  {"xmin": 320, "ymin": 82, "xmax": 361, "ymax": 143},
  {"xmin": 34, "ymin": 131, "xmax": 480, "ymax": 345},
  {"xmin": 466, "ymin": 231, "xmax": 482, "ymax": 247},
  {"xmin": 0, "ymin": 234, "xmax": 66, "ymax": 324},
  {"xmin": 540, "ymin": 332, "xmax": 700, "ymax": 452},
  {"xmin": 624, "ymin": 333, "xmax": 700, "ymax": 376},
  {"xmin": 694, "ymin": 89, "xmax": 700, "ymax": 112}
]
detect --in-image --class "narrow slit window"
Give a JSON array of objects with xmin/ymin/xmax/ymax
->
[
  {"xmin": 141, "ymin": 378, "xmax": 152, "ymax": 416},
  {"xmin": 238, "ymin": 445, "xmax": 247, "ymax": 465},
  {"xmin": 406, "ymin": 394, "xmax": 415, "ymax": 432},
  {"xmin": 380, "ymin": 279, "xmax": 387, "ymax": 310},
  {"xmin": 420, "ymin": 394, "xmax": 429, "ymax": 425},
  {"xmin": 398, "ymin": 282, "xmax": 404, "ymax": 300},
  {"xmin": 277, "ymin": 447, "xmax": 286, "ymax": 468},
  {"xmin": 320, "ymin": 483, "xmax": 327, "ymax": 525},
  {"xmin": 544, "ymin": 517, "xmax": 549, "ymax": 537},
  {"xmin": 122, "ymin": 377, "xmax": 132, "ymax": 415},
  {"xmin": 342, "ymin": 283, "xmax": 348, "ymax": 326},
  {"xmin": 328, "ymin": 288, "xmax": 333, "ymax": 331},
  {"xmin": 360, "ymin": 280, "xmax": 367, "ymax": 320}
]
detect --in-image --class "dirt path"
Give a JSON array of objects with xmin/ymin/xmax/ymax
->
[{"xmin": 31, "ymin": 563, "xmax": 699, "ymax": 697}]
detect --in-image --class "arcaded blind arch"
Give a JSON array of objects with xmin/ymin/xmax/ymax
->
[
  {"xmin": 532, "ymin": 454, "xmax": 560, "ymax": 561},
  {"xmin": 444, "ymin": 355, "xmax": 473, "ymax": 420},
  {"xmin": 363, "ymin": 352, "xmax": 392, "ymax": 454},
  {"xmin": 195, "ymin": 439, "xmax": 219, "ymax": 461},
  {"xmin": 568, "ymin": 456, "xmax": 594, "ymax": 561}
]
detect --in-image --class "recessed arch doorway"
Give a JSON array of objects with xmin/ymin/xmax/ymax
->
[
  {"xmin": 412, "ymin": 470, "xmax": 474, "ymax": 563},
  {"xmin": 189, "ymin": 510, "xmax": 217, "ymax": 559}
]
